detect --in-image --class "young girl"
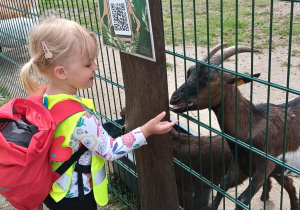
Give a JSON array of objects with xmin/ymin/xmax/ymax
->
[{"xmin": 20, "ymin": 17, "xmax": 178, "ymax": 210}]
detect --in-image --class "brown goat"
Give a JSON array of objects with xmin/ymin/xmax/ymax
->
[
  {"xmin": 121, "ymin": 108, "xmax": 273, "ymax": 209},
  {"xmin": 170, "ymin": 43, "xmax": 299, "ymax": 210},
  {"xmin": 170, "ymin": 129, "xmax": 278, "ymax": 210},
  {"xmin": 171, "ymin": 129, "xmax": 245, "ymax": 209},
  {"xmin": 0, "ymin": 2, "xmax": 29, "ymax": 20}
]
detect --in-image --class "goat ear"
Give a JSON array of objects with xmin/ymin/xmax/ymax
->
[
  {"xmin": 228, "ymin": 77, "xmax": 247, "ymax": 86},
  {"xmin": 224, "ymin": 73, "xmax": 260, "ymax": 86},
  {"xmin": 243, "ymin": 73, "xmax": 261, "ymax": 82},
  {"xmin": 240, "ymin": 73, "xmax": 261, "ymax": 85},
  {"xmin": 223, "ymin": 73, "xmax": 238, "ymax": 84}
]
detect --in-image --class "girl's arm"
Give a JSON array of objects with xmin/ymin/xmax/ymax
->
[{"xmin": 72, "ymin": 112, "xmax": 177, "ymax": 161}]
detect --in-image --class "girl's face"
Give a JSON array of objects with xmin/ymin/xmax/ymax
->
[{"xmin": 64, "ymin": 40, "xmax": 98, "ymax": 91}]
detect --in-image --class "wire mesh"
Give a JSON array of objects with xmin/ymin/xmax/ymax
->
[
  {"xmin": 165, "ymin": 0, "xmax": 300, "ymax": 209},
  {"xmin": 0, "ymin": 0, "xmax": 138, "ymax": 209},
  {"xmin": 1, "ymin": 0, "xmax": 300, "ymax": 210}
]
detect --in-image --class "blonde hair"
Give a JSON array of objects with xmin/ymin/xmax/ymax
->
[{"xmin": 20, "ymin": 17, "xmax": 98, "ymax": 95}]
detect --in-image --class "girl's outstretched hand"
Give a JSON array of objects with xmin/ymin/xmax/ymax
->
[{"xmin": 140, "ymin": 111, "xmax": 179, "ymax": 138}]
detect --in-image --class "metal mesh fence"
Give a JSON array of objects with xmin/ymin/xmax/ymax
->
[
  {"xmin": 0, "ymin": 0, "xmax": 139, "ymax": 209},
  {"xmin": 1, "ymin": 0, "xmax": 300, "ymax": 209},
  {"xmin": 165, "ymin": 0, "xmax": 300, "ymax": 209}
]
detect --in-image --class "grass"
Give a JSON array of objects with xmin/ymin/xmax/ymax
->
[
  {"xmin": 106, "ymin": 172, "xmax": 140, "ymax": 210},
  {"xmin": 39, "ymin": 0, "xmax": 101, "ymax": 32},
  {"xmin": 37, "ymin": 0, "xmax": 300, "ymax": 50},
  {"xmin": 166, "ymin": 62, "xmax": 173, "ymax": 69},
  {"xmin": 0, "ymin": 87, "xmax": 9, "ymax": 97},
  {"xmin": 0, "ymin": 98, "xmax": 9, "ymax": 107},
  {"xmin": 282, "ymin": 61, "xmax": 291, "ymax": 67},
  {"xmin": 0, "ymin": 87, "xmax": 10, "ymax": 106},
  {"xmin": 162, "ymin": 0, "xmax": 300, "ymax": 48},
  {"xmin": 39, "ymin": 0, "xmax": 94, "ymax": 14},
  {"xmin": 292, "ymin": 49, "xmax": 300, "ymax": 57}
]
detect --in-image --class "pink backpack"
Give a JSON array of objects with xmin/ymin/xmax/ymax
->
[{"xmin": 0, "ymin": 97, "xmax": 86, "ymax": 210}]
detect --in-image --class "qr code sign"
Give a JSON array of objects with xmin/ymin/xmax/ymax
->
[{"xmin": 109, "ymin": 0, "xmax": 132, "ymax": 36}]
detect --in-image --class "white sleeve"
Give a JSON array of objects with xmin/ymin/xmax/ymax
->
[{"xmin": 72, "ymin": 113, "xmax": 147, "ymax": 161}]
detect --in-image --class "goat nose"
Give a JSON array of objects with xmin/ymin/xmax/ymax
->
[{"xmin": 171, "ymin": 93, "xmax": 180, "ymax": 101}]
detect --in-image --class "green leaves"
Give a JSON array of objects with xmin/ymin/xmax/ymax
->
[{"xmin": 102, "ymin": 26, "xmax": 140, "ymax": 54}]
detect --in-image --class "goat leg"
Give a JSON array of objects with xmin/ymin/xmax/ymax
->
[
  {"xmin": 236, "ymin": 164, "xmax": 275, "ymax": 210},
  {"xmin": 260, "ymin": 177, "xmax": 272, "ymax": 201},
  {"xmin": 178, "ymin": 186, "xmax": 193, "ymax": 210},
  {"xmin": 207, "ymin": 160, "xmax": 237, "ymax": 210},
  {"xmin": 193, "ymin": 187, "xmax": 212, "ymax": 210},
  {"xmin": 272, "ymin": 175, "xmax": 298, "ymax": 210}
]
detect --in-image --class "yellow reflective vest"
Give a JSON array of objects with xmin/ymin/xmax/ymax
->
[{"xmin": 44, "ymin": 94, "xmax": 108, "ymax": 206}]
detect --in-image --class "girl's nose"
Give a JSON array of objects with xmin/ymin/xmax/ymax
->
[{"xmin": 93, "ymin": 61, "xmax": 98, "ymax": 71}]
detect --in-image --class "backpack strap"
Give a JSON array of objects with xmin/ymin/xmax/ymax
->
[
  {"xmin": 27, "ymin": 85, "xmax": 48, "ymax": 103},
  {"xmin": 49, "ymin": 100, "xmax": 86, "ymax": 125},
  {"xmin": 55, "ymin": 145, "xmax": 88, "ymax": 176},
  {"xmin": 28, "ymin": 86, "xmax": 88, "ymax": 125},
  {"xmin": 49, "ymin": 101, "xmax": 93, "ymax": 199},
  {"xmin": 48, "ymin": 99, "xmax": 89, "ymax": 163},
  {"xmin": 49, "ymin": 99, "xmax": 93, "ymax": 191},
  {"xmin": 51, "ymin": 143, "xmax": 88, "ymax": 185}
]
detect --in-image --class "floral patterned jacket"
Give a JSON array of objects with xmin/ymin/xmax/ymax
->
[{"xmin": 66, "ymin": 112, "xmax": 147, "ymax": 198}]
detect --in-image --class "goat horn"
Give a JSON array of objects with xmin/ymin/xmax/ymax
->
[
  {"xmin": 210, "ymin": 46, "xmax": 259, "ymax": 66},
  {"xmin": 202, "ymin": 42, "xmax": 229, "ymax": 62}
]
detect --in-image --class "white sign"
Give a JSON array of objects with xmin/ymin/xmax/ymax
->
[{"xmin": 109, "ymin": 0, "xmax": 132, "ymax": 36}]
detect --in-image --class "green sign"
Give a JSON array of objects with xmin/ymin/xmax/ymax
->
[{"xmin": 99, "ymin": 0, "xmax": 156, "ymax": 61}]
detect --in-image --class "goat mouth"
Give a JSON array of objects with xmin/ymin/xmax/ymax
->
[{"xmin": 172, "ymin": 102, "xmax": 194, "ymax": 112}]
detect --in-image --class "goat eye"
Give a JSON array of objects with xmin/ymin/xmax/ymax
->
[
  {"xmin": 187, "ymin": 70, "xmax": 191, "ymax": 78},
  {"xmin": 205, "ymin": 77, "xmax": 214, "ymax": 82}
]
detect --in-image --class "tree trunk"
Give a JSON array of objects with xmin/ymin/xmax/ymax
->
[{"xmin": 119, "ymin": 0, "xmax": 179, "ymax": 209}]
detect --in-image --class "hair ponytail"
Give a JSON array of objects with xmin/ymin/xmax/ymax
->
[{"xmin": 20, "ymin": 61, "xmax": 43, "ymax": 95}]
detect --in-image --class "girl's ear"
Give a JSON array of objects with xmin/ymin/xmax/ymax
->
[{"xmin": 53, "ymin": 66, "xmax": 67, "ymax": 79}]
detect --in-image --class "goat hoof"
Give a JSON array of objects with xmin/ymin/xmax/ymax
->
[{"xmin": 260, "ymin": 195, "xmax": 269, "ymax": 201}]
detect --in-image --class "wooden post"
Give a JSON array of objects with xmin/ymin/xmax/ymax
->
[{"xmin": 119, "ymin": 0, "xmax": 179, "ymax": 209}]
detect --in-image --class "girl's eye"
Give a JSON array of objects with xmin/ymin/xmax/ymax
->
[{"xmin": 86, "ymin": 64, "xmax": 92, "ymax": 67}]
